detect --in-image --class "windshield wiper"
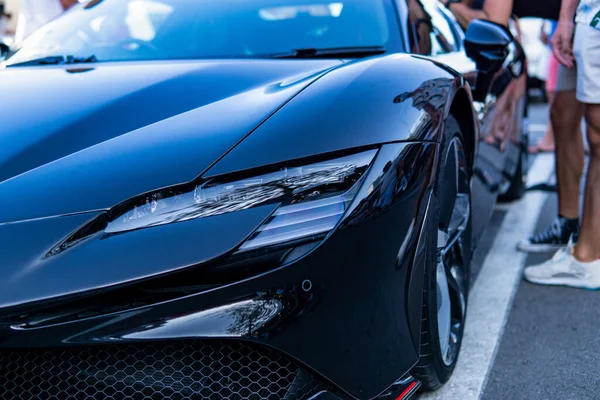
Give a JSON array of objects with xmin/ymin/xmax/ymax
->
[
  {"xmin": 268, "ymin": 46, "xmax": 386, "ymax": 59},
  {"xmin": 6, "ymin": 54, "xmax": 97, "ymax": 67}
]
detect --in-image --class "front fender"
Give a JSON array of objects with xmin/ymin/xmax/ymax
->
[{"xmin": 205, "ymin": 54, "xmax": 470, "ymax": 177}]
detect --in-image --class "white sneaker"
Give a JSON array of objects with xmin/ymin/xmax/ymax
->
[{"xmin": 524, "ymin": 246, "xmax": 600, "ymax": 290}]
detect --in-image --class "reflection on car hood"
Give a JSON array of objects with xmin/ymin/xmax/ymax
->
[{"xmin": 0, "ymin": 59, "xmax": 341, "ymax": 224}]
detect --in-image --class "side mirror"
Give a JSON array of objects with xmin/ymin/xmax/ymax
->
[
  {"xmin": 464, "ymin": 19, "xmax": 512, "ymax": 102},
  {"xmin": 0, "ymin": 42, "xmax": 9, "ymax": 61}
]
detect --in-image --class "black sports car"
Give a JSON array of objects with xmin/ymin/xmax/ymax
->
[{"xmin": 0, "ymin": 0, "xmax": 527, "ymax": 399}]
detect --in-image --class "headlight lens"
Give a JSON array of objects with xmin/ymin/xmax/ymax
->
[
  {"xmin": 238, "ymin": 190, "xmax": 353, "ymax": 252},
  {"xmin": 105, "ymin": 150, "xmax": 377, "ymax": 246}
]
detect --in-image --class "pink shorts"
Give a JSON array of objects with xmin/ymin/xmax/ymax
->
[{"xmin": 546, "ymin": 52, "xmax": 559, "ymax": 93}]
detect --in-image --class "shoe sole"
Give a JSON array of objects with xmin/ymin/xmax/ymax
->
[
  {"xmin": 524, "ymin": 275, "xmax": 600, "ymax": 290},
  {"xmin": 516, "ymin": 242, "xmax": 566, "ymax": 253}
]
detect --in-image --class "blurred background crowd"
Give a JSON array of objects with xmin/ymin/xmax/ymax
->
[{"xmin": 0, "ymin": 0, "xmax": 78, "ymax": 47}]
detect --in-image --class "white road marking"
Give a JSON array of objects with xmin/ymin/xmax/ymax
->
[{"xmin": 420, "ymin": 153, "xmax": 555, "ymax": 400}]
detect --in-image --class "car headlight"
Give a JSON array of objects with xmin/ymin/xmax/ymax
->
[{"xmin": 105, "ymin": 150, "xmax": 377, "ymax": 251}]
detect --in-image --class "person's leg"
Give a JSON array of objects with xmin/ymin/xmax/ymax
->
[
  {"xmin": 573, "ymin": 23, "xmax": 600, "ymax": 262},
  {"xmin": 529, "ymin": 53, "xmax": 561, "ymax": 154},
  {"xmin": 517, "ymin": 65, "xmax": 583, "ymax": 253},
  {"xmin": 552, "ymin": 90, "xmax": 585, "ymax": 219},
  {"xmin": 529, "ymin": 90, "xmax": 556, "ymax": 154},
  {"xmin": 524, "ymin": 24, "xmax": 600, "ymax": 289},
  {"xmin": 574, "ymin": 104, "xmax": 600, "ymax": 261}
]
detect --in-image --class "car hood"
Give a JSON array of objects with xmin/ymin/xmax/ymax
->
[{"xmin": 0, "ymin": 59, "xmax": 341, "ymax": 224}]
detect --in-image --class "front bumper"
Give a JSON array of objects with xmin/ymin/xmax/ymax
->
[{"xmin": 0, "ymin": 143, "xmax": 437, "ymax": 399}]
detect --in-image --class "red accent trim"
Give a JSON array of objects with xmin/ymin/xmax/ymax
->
[{"xmin": 396, "ymin": 381, "xmax": 418, "ymax": 400}]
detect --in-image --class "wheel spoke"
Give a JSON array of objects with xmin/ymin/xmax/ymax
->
[
  {"xmin": 439, "ymin": 140, "xmax": 459, "ymax": 230},
  {"xmin": 446, "ymin": 261, "xmax": 467, "ymax": 319},
  {"xmin": 436, "ymin": 257, "xmax": 452, "ymax": 362},
  {"xmin": 439, "ymin": 194, "xmax": 470, "ymax": 259},
  {"xmin": 448, "ymin": 193, "xmax": 470, "ymax": 236}
]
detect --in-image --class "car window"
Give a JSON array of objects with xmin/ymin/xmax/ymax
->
[
  {"xmin": 405, "ymin": 0, "xmax": 456, "ymax": 56},
  {"xmin": 438, "ymin": 5, "xmax": 464, "ymax": 48},
  {"xmin": 406, "ymin": 0, "xmax": 433, "ymax": 55},
  {"xmin": 421, "ymin": 0, "xmax": 457, "ymax": 55},
  {"xmin": 7, "ymin": 0, "xmax": 403, "ymax": 65}
]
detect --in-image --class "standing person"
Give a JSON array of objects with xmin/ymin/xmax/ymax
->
[
  {"xmin": 439, "ymin": 0, "xmax": 562, "ymax": 28},
  {"xmin": 14, "ymin": 0, "xmax": 78, "ymax": 46},
  {"xmin": 438, "ymin": 0, "xmax": 588, "ymax": 260},
  {"xmin": 529, "ymin": 21, "xmax": 559, "ymax": 154},
  {"xmin": 518, "ymin": 42, "xmax": 585, "ymax": 251},
  {"xmin": 524, "ymin": 0, "xmax": 600, "ymax": 289}
]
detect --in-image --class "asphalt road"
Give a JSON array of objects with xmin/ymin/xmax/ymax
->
[
  {"xmin": 420, "ymin": 101, "xmax": 600, "ymax": 399},
  {"xmin": 483, "ymin": 194, "xmax": 600, "ymax": 400},
  {"xmin": 483, "ymin": 103, "xmax": 600, "ymax": 399}
]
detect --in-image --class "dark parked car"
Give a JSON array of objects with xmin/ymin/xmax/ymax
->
[{"xmin": 0, "ymin": 0, "xmax": 527, "ymax": 399}]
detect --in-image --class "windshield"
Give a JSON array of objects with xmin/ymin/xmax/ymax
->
[{"xmin": 6, "ymin": 0, "xmax": 402, "ymax": 65}]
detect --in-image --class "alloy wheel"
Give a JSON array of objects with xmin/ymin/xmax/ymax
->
[{"xmin": 436, "ymin": 137, "xmax": 470, "ymax": 367}]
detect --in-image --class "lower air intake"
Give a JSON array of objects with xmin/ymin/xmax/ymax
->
[{"xmin": 0, "ymin": 340, "xmax": 326, "ymax": 400}]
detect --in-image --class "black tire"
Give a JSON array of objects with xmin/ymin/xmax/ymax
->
[{"xmin": 413, "ymin": 116, "xmax": 472, "ymax": 391}]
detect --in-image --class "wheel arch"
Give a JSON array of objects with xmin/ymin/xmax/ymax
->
[{"xmin": 448, "ymin": 87, "xmax": 477, "ymax": 172}]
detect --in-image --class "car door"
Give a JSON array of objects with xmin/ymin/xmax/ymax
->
[{"xmin": 406, "ymin": 0, "xmax": 527, "ymax": 244}]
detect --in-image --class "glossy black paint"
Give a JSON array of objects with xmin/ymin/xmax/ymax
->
[
  {"xmin": 0, "ymin": 142, "xmax": 436, "ymax": 400},
  {"xmin": 310, "ymin": 394, "xmax": 345, "ymax": 400},
  {"xmin": 0, "ymin": 3, "xmax": 527, "ymax": 400},
  {"xmin": 0, "ymin": 60, "xmax": 339, "ymax": 223},
  {"xmin": 0, "ymin": 43, "xmax": 8, "ymax": 60},
  {"xmin": 464, "ymin": 20, "xmax": 513, "ymax": 102},
  {"xmin": 206, "ymin": 55, "xmax": 456, "ymax": 176}
]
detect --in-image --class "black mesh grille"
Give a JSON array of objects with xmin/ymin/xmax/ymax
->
[{"xmin": 0, "ymin": 340, "xmax": 326, "ymax": 400}]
